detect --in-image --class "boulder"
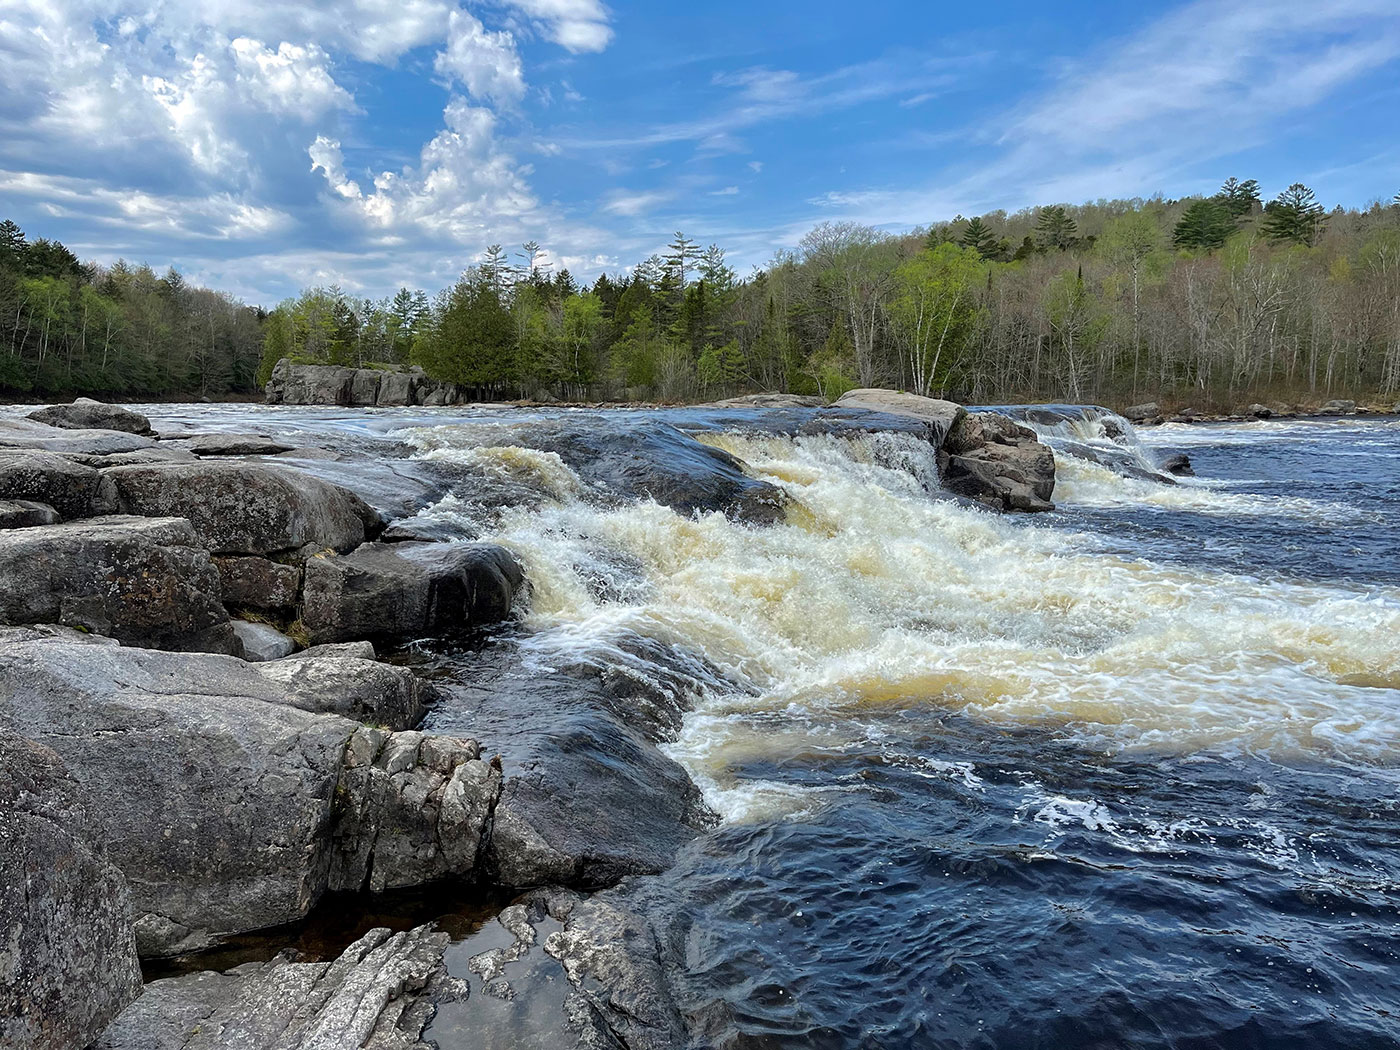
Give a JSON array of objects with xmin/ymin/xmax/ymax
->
[
  {"xmin": 0, "ymin": 448, "xmax": 107, "ymax": 517},
  {"xmin": 707, "ymin": 392, "xmax": 827, "ymax": 408},
  {"xmin": 1159, "ymin": 452, "xmax": 1195, "ymax": 476},
  {"xmin": 0, "ymin": 735, "xmax": 143, "ymax": 1050},
  {"xmin": 231, "ymin": 620, "xmax": 297, "ymax": 662},
  {"xmin": 181, "ymin": 434, "xmax": 296, "ymax": 457},
  {"xmin": 350, "ymin": 368, "xmax": 382, "ymax": 405},
  {"xmin": 833, "ymin": 388, "xmax": 965, "ymax": 444},
  {"xmin": 0, "ymin": 516, "xmax": 238, "ymax": 653},
  {"xmin": 0, "ymin": 498, "xmax": 60, "ymax": 528},
  {"xmin": 1123, "ymin": 401, "xmax": 1161, "ymax": 422},
  {"xmin": 282, "ymin": 640, "xmax": 377, "ymax": 661},
  {"xmin": 27, "ymin": 398, "xmax": 154, "ymax": 436},
  {"xmin": 1321, "ymin": 398, "xmax": 1357, "ymax": 415},
  {"xmin": 213, "ymin": 555, "xmax": 301, "ymax": 609},
  {"xmin": 0, "ymin": 640, "xmax": 491, "ymax": 956},
  {"xmin": 102, "ymin": 461, "xmax": 383, "ymax": 555},
  {"xmin": 940, "ymin": 412, "xmax": 1056, "ymax": 512},
  {"xmin": 1248, "ymin": 403, "xmax": 1272, "ymax": 419},
  {"xmin": 376, "ymin": 371, "xmax": 415, "ymax": 406},
  {"xmin": 95, "ymin": 925, "xmax": 464, "ymax": 1050},
  {"xmin": 0, "ymin": 417, "xmax": 157, "ymax": 455},
  {"xmin": 301, "ymin": 541, "xmax": 523, "ymax": 644},
  {"xmin": 254, "ymin": 656, "xmax": 428, "ymax": 727}
]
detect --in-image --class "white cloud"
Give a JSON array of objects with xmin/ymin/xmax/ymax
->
[
  {"xmin": 434, "ymin": 9, "xmax": 526, "ymax": 104},
  {"xmin": 710, "ymin": 186, "xmax": 739, "ymax": 196},
  {"xmin": 503, "ymin": 0, "xmax": 613, "ymax": 53},
  {"xmin": 602, "ymin": 189, "xmax": 674, "ymax": 216},
  {"xmin": 229, "ymin": 38, "xmax": 357, "ymax": 117}
]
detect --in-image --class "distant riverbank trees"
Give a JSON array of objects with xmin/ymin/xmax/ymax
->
[
  {"xmin": 6, "ymin": 179, "xmax": 1400, "ymax": 407},
  {"xmin": 0, "ymin": 220, "xmax": 263, "ymax": 398}
]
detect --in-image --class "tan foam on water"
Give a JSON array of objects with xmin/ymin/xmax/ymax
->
[{"xmin": 412, "ymin": 427, "xmax": 1400, "ymax": 819}]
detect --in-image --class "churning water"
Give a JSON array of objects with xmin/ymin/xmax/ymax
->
[{"xmin": 136, "ymin": 402, "xmax": 1400, "ymax": 1047}]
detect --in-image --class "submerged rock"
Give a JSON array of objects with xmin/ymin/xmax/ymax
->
[
  {"xmin": 301, "ymin": 541, "xmax": 523, "ymax": 644},
  {"xmin": 0, "ymin": 735, "xmax": 143, "ymax": 1050},
  {"xmin": 179, "ymin": 434, "xmax": 296, "ymax": 457},
  {"xmin": 0, "ymin": 516, "xmax": 238, "ymax": 653},
  {"xmin": 102, "ymin": 461, "xmax": 383, "ymax": 555},
  {"xmin": 95, "ymin": 925, "xmax": 463, "ymax": 1050},
  {"xmin": 1159, "ymin": 452, "xmax": 1195, "ymax": 476},
  {"xmin": 27, "ymin": 398, "xmax": 154, "ymax": 436}
]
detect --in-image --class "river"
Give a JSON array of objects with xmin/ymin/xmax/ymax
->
[{"xmin": 132, "ymin": 402, "xmax": 1400, "ymax": 1049}]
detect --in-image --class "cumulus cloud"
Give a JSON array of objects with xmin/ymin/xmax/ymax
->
[
  {"xmin": 434, "ymin": 9, "xmax": 526, "ymax": 104},
  {"xmin": 503, "ymin": 0, "xmax": 613, "ymax": 52}
]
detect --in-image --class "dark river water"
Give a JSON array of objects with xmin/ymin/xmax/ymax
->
[{"xmin": 128, "ymin": 403, "xmax": 1400, "ymax": 1049}]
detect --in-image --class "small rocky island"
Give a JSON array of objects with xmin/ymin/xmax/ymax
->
[{"xmin": 1, "ymin": 379, "xmax": 1057, "ymax": 1049}]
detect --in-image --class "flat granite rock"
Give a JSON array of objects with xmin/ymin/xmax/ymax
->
[
  {"xmin": 28, "ymin": 398, "xmax": 154, "ymax": 436},
  {"xmin": 0, "ymin": 417, "xmax": 157, "ymax": 455}
]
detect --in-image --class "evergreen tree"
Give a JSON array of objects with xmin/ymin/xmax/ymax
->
[
  {"xmin": 0, "ymin": 219, "xmax": 25, "ymax": 268},
  {"xmin": 1173, "ymin": 199, "xmax": 1236, "ymax": 251},
  {"xmin": 1217, "ymin": 178, "xmax": 1262, "ymax": 219},
  {"xmin": 1034, "ymin": 206, "xmax": 1078, "ymax": 251},
  {"xmin": 959, "ymin": 217, "xmax": 999, "ymax": 259},
  {"xmin": 1263, "ymin": 183, "xmax": 1326, "ymax": 246},
  {"xmin": 664, "ymin": 232, "xmax": 700, "ymax": 288}
]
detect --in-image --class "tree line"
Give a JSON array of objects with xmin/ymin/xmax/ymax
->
[{"xmin": 6, "ymin": 180, "xmax": 1400, "ymax": 408}]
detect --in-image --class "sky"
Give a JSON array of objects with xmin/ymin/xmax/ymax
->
[{"xmin": 2, "ymin": 0, "xmax": 1399, "ymax": 305}]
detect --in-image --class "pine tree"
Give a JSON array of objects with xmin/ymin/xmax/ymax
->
[
  {"xmin": 1217, "ymin": 178, "xmax": 1261, "ymax": 219},
  {"xmin": 0, "ymin": 219, "xmax": 25, "ymax": 268},
  {"xmin": 1173, "ymin": 199, "xmax": 1235, "ymax": 251},
  {"xmin": 664, "ymin": 232, "xmax": 700, "ymax": 289},
  {"xmin": 1263, "ymin": 183, "xmax": 1326, "ymax": 246},
  {"xmin": 959, "ymin": 217, "xmax": 998, "ymax": 259},
  {"xmin": 1034, "ymin": 206, "xmax": 1078, "ymax": 251}
]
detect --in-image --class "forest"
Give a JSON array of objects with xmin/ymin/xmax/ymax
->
[{"xmin": 4, "ymin": 179, "xmax": 1400, "ymax": 409}]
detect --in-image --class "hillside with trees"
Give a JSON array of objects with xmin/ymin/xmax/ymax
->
[{"xmin": 5, "ymin": 180, "xmax": 1400, "ymax": 409}]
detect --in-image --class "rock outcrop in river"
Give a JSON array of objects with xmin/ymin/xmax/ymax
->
[{"xmin": 266, "ymin": 358, "xmax": 466, "ymax": 407}]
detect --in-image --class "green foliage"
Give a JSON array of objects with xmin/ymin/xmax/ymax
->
[
  {"xmin": 1174, "ymin": 199, "xmax": 1236, "ymax": 251},
  {"xmin": 960, "ymin": 217, "xmax": 999, "ymax": 260},
  {"xmin": 1263, "ymin": 183, "xmax": 1327, "ymax": 246},
  {"xmin": 1034, "ymin": 206, "xmax": 1079, "ymax": 252}
]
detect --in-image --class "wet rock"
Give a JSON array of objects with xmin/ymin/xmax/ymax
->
[
  {"xmin": 301, "ymin": 541, "xmax": 523, "ymax": 644},
  {"xmin": 834, "ymin": 388, "xmax": 965, "ymax": 443},
  {"xmin": 428, "ymin": 644, "xmax": 715, "ymax": 890},
  {"xmin": 0, "ymin": 417, "xmax": 157, "ymax": 455},
  {"xmin": 272, "ymin": 450, "xmax": 452, "ymax": 523},
  {"xmin": 427, "ymin": 887, "xmax": 684, "ymax": 1050},
  {"xmin": 1321, "ymin": 398, "xmax": 1357, "ymax": 415},
  {"xmin": 0, "ymin": 516, "xmax": 239, "ymax": 653},
  {"xmin": 65, "ymin": 446, "xmax": 200, "ymax": 467},
  {"xmin": 0, "ymin": 497, "xmax": 59, "ymax": 528},
  {"xmin": 0, "ymin": 448, "xmax": 107, "ymax": 517},
  {"xmin": 0, "ymin": 735, "xmax": 143, "ymax": 1050},
  {"xmin": 213, "ymin": 555, "xmax": 301, "ymax": 609},
  {"xmin": 102, "ymin": 461, "xmax": 383, "ymax": 555},
  {"xmin": 524, "ymin": 420, "xmax": 788, "ymax": 524},
  {"xmin": 28, "ymin": 398, "xmax": 154, "ymax": 436},
  {"xmin": 1159, "ymin": 452, "xmax": 1195, "ymax": 476},
  {"xmin": 231, "ymin": 620, "xmax": 297, "ymax": 661},
  {"xmin": 0, "ymin": 640, "xmax": 455, "ymax": 956},
  {"xmin": 1248, "ymin": 403, "xmax": 1272, "ymax": 419},
  {"xmin": 180, "ymin": 434, "xmax": 296, "ymax": 457},
  {"xmin": 282, "ymin": 640, "xmax": 378, "ymax": 661},
  {"xmin": 330, "ymin": 727, "xmax": 500, "ymax": 893},
  {"xmin": 95, "ymin": 925, "xmax": 464, "ymax": 1050},
  {"xmin": 941, "ymin": 412, "xmax": 1056, "ymax": 512}
]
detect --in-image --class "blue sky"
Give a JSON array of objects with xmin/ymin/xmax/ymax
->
[{"xmin": 2, "ymin": 0, "xmax": 1398, "ymax": 304}]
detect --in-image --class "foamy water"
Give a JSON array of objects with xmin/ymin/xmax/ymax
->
[{"xmin": 400, "ymin": 420, "xmax": 1400, "ymax": 822}]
